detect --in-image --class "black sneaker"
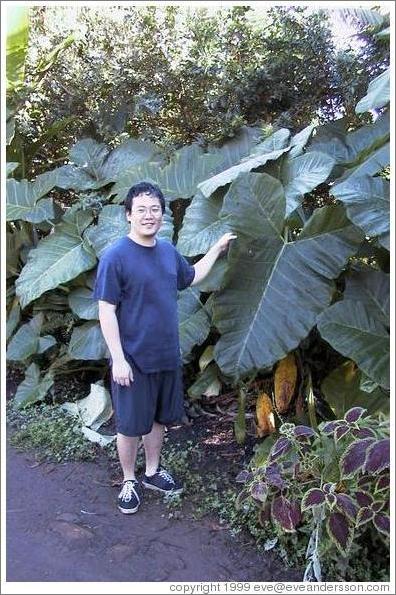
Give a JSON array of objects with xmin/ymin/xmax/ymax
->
[
  {"xmin": 118, "ymin": 480, "xmax": 140, "ymax": 514},
  {"xmin": 142, "ymin": 468, "xmax": 183, "ymax": 494}
]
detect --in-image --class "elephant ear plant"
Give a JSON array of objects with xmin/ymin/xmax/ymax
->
[{"xmin": 236, "ymin": 407, "xmax": 390, "ymax": 581}]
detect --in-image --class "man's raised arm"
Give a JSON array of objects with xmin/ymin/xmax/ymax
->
[{"xmin": 191, "ymin": 232, "xmax": 237, "ymax": 286}]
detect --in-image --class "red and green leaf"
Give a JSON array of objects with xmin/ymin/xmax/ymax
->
[
  {"xmin": 326, "ymin": 511, "xmax": 354, "ymax": 556},
  {"xmin": 271, "ymin": 495, "xmax": 301, "ymax": 532},
  {"xmin": 373, "ymin": 512, "xmax": 390, "ymax": 536},
  {"xmin": 321, "ymin": 421, "xmax": 345, "ymax": 436},
  {"xmin": 265, "ymin": 464, "xmax": 287, "ymax": 490},
  {"xmin": 372, "ymin": 500, "xmax": 386, "ymax": 513},
  {"xmin": 270, "ymin": 437, "xmax": 292, "ymax": 461},
  {"xmin": 353, "ymin": 427, "xmax": 376, "ymax": 439},
  {"xmin": 344, "ymin": 407, "xmax": 367, "ymax": 423},
  {"xmin": 293, "ymin": 425, "xmax": 317, "ymax": 439},
  {"xmin": 364, "ymin": 439, "xmax": 390, "ymax": 475},
  {"xmin": 251, "ymin": 481, "xmax": 268, "ymax": 503},
  {"xmin": 376, "ymin": 473, "xmax": 390, "ymax": 492},
  {"xmin": 301, "ymin": 488, "xmax": 326, "ymax": 511},
  {"xmin": 355, "ymin": 490, "xmax": 373, "ymax": 507},
  {"xmin": 356, "ymin": 507, "xmax": 373, "ymax": 527},
  {"xmin": 335, "ymin": 494, "xmax": 358, "ymax": 521},
  {"xmin": 335, "ymin": 425, "xmax": 350, "ymax": 442},
  {"xmin": 340, "ymin": 438, "xmax": 375, "ymax": 478}
]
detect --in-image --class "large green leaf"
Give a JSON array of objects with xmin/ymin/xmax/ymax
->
[
  {"xmin": 344, "ymin": 268, "xmax": 389, "ymax": 323},
  {"xmin": 317, "ymin": 300, "xmax": 389, "ymax": 389},
  {"xmin": 14, "ymin": 364, "xmax": 54, "ymax": 409},
  {"xmin": 356, "ymin": 68, "xmax": 390, "ymax": 113},
  {"xmin": 68, "ymin": 288, "xmax": 99, "ymax": 320},
  {"xmin": 213, "ymin": 173, "xmax": 363, "ymax": 378},
  {"xmin": 6, "ymin": 300, "xmax": 21, "ymax": 342},
  {"xmin": 6, "ymin": 6, "xmax": 29, "ymax": 90},
  {"xmin": 309, "ymin": 111, "xmax": 389, "ymax": 171},
  {"xmin": 178, "ymin": 287, "xmax": 211, "ymax": 361},
  {"xmin": 289, "ymin": 123, "xmax": 316, "ymax": 159},
  {"xmin": 177, "ymin": 189, "xmax": 229, "ymax": 256},
  {"xmin": 207, "ymin": 126, "xmax": 264, "ymax": 170},
  {"xmin": 112, "ymin": 144, "xmax": 221, "ymax": 202},
  {"xmin": 101, "ymin": 138, "xmax": 160, "ymax": 180},
  {"xmin": 281, "ymin": 151, "xmax": 335, "ymax": 215},
  {"xmin": 188, "ymin": 363, "xmax": 222, "ymax": 399},
  {"xmin": 321, "ymin": 361, "xmax": 389, "ymax": 418},
  {"xmin": 68, "ymin": 322, "xmax": 109, "ymax": 360},
  {"xmin": 85, "ymin": 205, "xmax": 128, "ymax": 257},
  {"xmin": 53, "ymin": 137, "xmax": 159, "ymax": 192},
  {"xmin": 150, "ymin": 143, "xmax": 221, "ymax": 199},
  {"xmin": 15, "ymin": 211, "xmax": 96, "ymax": 308},
  {"xmin": 6, "ymin": 313, "xmax": 43, "ymax": 361},
  {"xmin": 339, "ymin": 143, "xmax": 390, "ymax": 183},
  {"xmin": 331, "ymin": 175, "xmax": 390, "ymax": 249},
  {"xmin": 198, "ymin": 128, "xmax": 290, "ymax": 198},
  {"xmin": 6, "ymin": 170, "xmax": 59, "ymax": 222},
  {"xmin": 37, "ymin": 335, "xmax": 57, "ymax": 353}
]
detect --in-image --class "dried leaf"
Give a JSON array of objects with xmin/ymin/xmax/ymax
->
[
  {"xmin": 256, "ymin": 392, "xmax": 276, "ymax": 437},
  {"xmin": 274, "ymin": 353, "xmax": 298, "ymax": 413}
]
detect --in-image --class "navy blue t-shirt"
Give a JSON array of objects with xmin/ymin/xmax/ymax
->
[{"xmin": 93, "ymin": 236, "xmax": 195, "ymax": 372}]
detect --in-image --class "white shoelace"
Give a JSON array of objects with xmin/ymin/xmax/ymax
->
[
  {"xmin": 120, "ymin": 480, "xmax": 138, "ymax": 502},
  {"xmin": 158, "ymin": 469, "xmax": 174, "ymax": 484}
]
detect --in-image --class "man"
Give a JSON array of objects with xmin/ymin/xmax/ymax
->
[{"xmin": 94, "ymin": 181, "xmax": 236, "ymax": 514}]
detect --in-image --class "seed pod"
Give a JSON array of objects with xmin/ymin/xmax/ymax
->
[
  {"xmin": 274, "ymin": 353, "xmax": 298, "ymax": 414},
  {"xmin": 256, "ymin": 392, "xmax": 276, "ymax": 437}
]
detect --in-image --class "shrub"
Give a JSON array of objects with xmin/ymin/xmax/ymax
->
[{"xmin": 237, "ymin": 407, "xmax": 390, "ymax": 580}]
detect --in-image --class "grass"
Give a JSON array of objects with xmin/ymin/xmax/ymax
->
[{"xmin": 6, "ymin": 402, "xmax": 98, "ymax": 463}]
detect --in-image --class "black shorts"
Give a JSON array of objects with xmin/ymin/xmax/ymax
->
[{"xmin": 110, "ymin": 356, "xmax": 185, "ymax": 437}]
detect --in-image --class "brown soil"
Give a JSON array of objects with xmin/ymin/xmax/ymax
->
[{"xmin": 6, "ymin": 374, "xmax": 303, "ymax": 583}]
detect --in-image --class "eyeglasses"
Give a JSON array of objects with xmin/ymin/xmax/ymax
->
[{"xmin": 133, "ymin": 206, "xmax": 163, "ymax": 216}]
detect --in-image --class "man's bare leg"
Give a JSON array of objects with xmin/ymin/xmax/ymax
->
[
  {"xmin": 142, "ymin": 421, "xmax": 165, "ymax": 476},
  {"xmin": 117, "ymin": 433, "xmax": 140, "ymax": 481}
]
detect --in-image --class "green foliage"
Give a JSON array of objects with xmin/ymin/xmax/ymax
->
[
  {"xmin": 13, "ymin": 4, "xmax": 387, "ymax": 175},
  {"xmin": 7, "ymin": 402, "xmax": 98, "ymax": 462}
]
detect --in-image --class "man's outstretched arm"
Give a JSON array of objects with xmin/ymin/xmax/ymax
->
[{"xmin": 191, "ymin": 232, "xmax": 237, "ymax": 286}]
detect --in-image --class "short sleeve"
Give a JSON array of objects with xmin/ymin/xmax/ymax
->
[
  {"xmin": 175, "ymin": 249, "xmax": 195, "ymax": 290},
  {"xmin": 93, "ymin": 250, "xmax": 123, "ymax": 305}
]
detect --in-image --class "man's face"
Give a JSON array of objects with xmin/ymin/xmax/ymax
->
[{"xmin": 126, "ymin": 193, "xmax": 163, "ymax": 238}]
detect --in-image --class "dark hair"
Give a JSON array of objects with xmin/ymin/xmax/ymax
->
[{"xmin": 124, "ymin": 181, "xmax": 165, "ymax": 214}]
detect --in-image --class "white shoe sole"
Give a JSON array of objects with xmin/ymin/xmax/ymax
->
[
  {"xmin": 118, "ymin": 503, "xmax": 140, "ymax": 514},
  {"xmin": 142, "ymin": 481, "xmax": 183, "ymax": 495}
]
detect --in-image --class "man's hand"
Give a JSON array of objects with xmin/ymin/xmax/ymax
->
[
  {"xmin": 215, "ymin": 232, "xmax": 238, "ymax": 256},
  {"xmin": 112, "ymin": 358, "xmax": 134, "ymax": 386}
]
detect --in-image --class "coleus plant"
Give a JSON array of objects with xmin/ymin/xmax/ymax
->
[{"xmin": 236, "ymin": 407, "xmax": 390, "ymax": 580}]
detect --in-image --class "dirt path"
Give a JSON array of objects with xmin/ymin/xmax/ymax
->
[{"xmin": 6, "ymin": 440, "xmax": 302, "ymax": 583}]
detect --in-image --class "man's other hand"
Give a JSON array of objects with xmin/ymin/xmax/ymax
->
[{"xmin": 112, "ymin": 358, "xmax": 134, "ymax": 386}]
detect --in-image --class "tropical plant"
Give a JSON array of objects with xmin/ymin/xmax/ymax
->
[
  {"xmin": 14, "ymin": 4, "xmax": 388, "ymax": 179},
  {"xmin": 6, "ymin": 8, "xmax": 389, "ymax": 442},
  {"xmin": 236, "ymin": 407, "xmax": 390, "ymax": 580}
]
